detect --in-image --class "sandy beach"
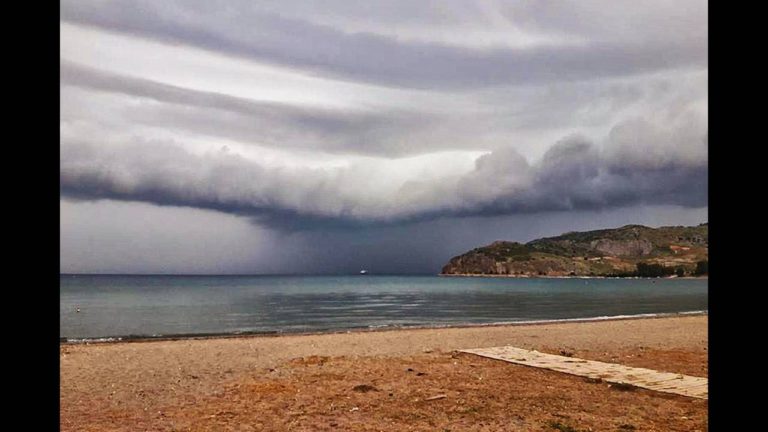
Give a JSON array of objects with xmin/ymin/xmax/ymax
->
[{"xmin": 61, "ymin": 315, "xmax": 707, "ymax": 431}]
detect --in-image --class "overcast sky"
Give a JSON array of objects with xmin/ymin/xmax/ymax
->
[{"xmin": 60, "ymin": 0, "xmax": 708, "ymax": 274}]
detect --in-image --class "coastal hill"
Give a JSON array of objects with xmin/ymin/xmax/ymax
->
[{"xmin": 441, "ymin": 223, "xmax": 708, "ymax": 277}]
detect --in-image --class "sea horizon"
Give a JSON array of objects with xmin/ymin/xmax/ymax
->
[{"xmin": 61, "ymin": 274, "xmax": 708, "ymax": 341}]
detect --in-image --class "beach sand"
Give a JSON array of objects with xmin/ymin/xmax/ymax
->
[{"xmin": 61, "ymin": 315, "xmax": 707, "ymax": 431}]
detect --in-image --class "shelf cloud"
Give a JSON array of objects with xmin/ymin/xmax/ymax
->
[
  {"xmin": 60, "ymin": 0, "xmax": 707, "ymax": 273},
  {"xmin": 61, "ymin": 110, "xmax": 706, "ymax": 227}
]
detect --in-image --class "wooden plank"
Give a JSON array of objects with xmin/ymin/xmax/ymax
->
[{"xmin": 460, "ymin": 346, "xmax": 708, "ymax": 400}]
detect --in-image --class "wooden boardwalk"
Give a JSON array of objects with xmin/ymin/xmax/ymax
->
[{"xmin": 460, "ymin": 346, "xmax": 707, "ymax": 399}]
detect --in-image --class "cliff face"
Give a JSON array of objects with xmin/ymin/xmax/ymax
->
[
  {"xmin": 590, "ymin": 239, "xmax": 653, "ymax": 256},
  {"xmin": 441, "ymin": 224, "xmax": 708, "ymax": 277}
]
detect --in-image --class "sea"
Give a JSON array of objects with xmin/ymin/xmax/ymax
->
[{"xmin": 60, "ymin": 275, "xmax": 708, "ymax": 342}]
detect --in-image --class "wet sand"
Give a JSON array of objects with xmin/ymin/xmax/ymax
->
[{"xmin": 61, "ymin": 315, "xmax": 707, "ymax": 431}]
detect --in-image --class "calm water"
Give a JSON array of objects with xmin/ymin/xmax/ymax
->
[{"xmin": 60, "ymin": 275, "xmax": 708, "ymax": 340}]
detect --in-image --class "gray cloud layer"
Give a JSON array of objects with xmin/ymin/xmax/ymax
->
[
  {"xmin": 60, "ymin": 0, "xmax": 706, "ymax": 90},
  {"xmin": 60, "ymin": 61, "xmax": 446, "ymax": 157},
  {"xmin": 61, "ymin": 58, "xmax": 707, "ymax": 161},
  {"xmin": 61, "ymin": 111, "xmax": 707, "ymax": 227},
  {"xmin": 60, "ymin": 1, "xmax": 707, "ymax": 273}
]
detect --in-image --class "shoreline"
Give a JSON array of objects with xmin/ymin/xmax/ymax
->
[
  {"xmin": 60, "ymin": 309, "xmax": 708, "ymax": 345},
  {"xmin": 439, "ymin": 273, "xmax": 709, "ymax": 279},
  {"xmin": 61, "ymin": 315, "xmax": 708, "ymax": 431}
]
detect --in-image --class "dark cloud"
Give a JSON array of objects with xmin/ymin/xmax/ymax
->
[
  {"xmin": 452, "ymin": 121, "xmax": 707, "ymax": 216},
  {"xmin": 61, "ymin": 199, "xmax": 708, "ymax": 274},
  {"xmin": 60, "ymin": 1, "xmax": 708, "ymax": 273},
  {"xmin": 60, "ymin": 112, "xmax": 707, "ymax": 229},
  {"xmin": 60, "ymin": 0, "xmax": 706, "ymax": 90}
]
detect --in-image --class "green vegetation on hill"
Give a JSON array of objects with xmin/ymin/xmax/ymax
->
[{"xmin": 441, "ymin": 223, "xmax": 708, "ymax": 278}]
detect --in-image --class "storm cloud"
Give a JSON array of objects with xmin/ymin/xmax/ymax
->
[
  {"xmin": 60, "ymin": 1, "xmax": 707, "ymax": 273},
  {"xmin": 61, "ymin": 109, "xmax": 706, "ymax": 226}
]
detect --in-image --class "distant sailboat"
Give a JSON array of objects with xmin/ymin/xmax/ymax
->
[{"xmin": 359, "ymin": 269, "xmax": 368, "ymax": 275}]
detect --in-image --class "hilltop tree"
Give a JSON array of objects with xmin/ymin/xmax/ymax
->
[
  {"xmin": 636, "ymin": 263, "xmax": 674, "ymax": 278},
  {"xmin": 694, "ymin": 260, "xmax": 708, "ymax": 276}
]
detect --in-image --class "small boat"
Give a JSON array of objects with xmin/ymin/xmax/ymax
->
[{"xmin": 359, "ymin": 269, "xmax": 368, "ymax": 275}]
